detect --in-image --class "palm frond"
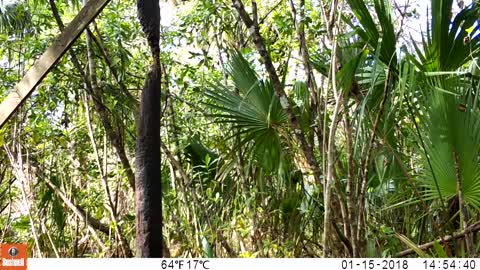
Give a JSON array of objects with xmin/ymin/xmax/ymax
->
[
  {"xmin": 204, "ymin": 52, "xmax": 288, "ymax": 172},
  {"xmin": 413, "ymin": 1, "xmax": 480, "ymax": 71},
  {"xmin": 344, "ymin": 0, "xmax": 396, "ymax": 67},
  {"xmin": 419, "ymin": 88, "xmax": 480, "ymax": 208}
]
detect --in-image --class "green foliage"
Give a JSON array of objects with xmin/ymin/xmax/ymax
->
[
  {"xmin": 412, "ymin": 0, "xmax": 480, "ymax": 71},
  {"xmin": 204, "ymin": 51, "xmax": 288, "ymax": 173},
  {"xmin": 0, "ymin": 2, "xmax": 32, "ymax": 34},
  {"xmin": 420, "ymin": 89, "xmax": 480, "ymax": 207},
  {"xmin": 433, "ymin": 240, "xmax": 448, "ymax": 258},
  {"xmin": 345, "ymin": 0, "xmax": 396, "ymax": 67},
  {"xmin": 2, "ymin": 0, "xmax": 480, "ymax": 259}
]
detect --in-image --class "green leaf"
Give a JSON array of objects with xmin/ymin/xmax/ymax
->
[
  {"xmin": 201, "ymin": 236, "xmax": 214, "ymax": 258},
  {"xmin": 395, "ymin": 233, "xmax": 428, "ymax": 258},
  {"xmin": 433, "ymin": 240, "xmax": 448, "ymax": 258},
  {"xmin": 203, "ymin": 52, "xmax": 288, "ymax": 172}
]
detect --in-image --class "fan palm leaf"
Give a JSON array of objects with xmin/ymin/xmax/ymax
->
[
  {"xmin": 419, "ymin": 87, "xmax": 480, "ymax": 208},
  {"xmin": 204, "ymin": 52, "xmax": 288, "ymax": 172}
]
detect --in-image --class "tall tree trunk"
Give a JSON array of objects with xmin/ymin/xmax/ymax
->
[{"xmin": 135, "ymin": 0, "xmax": 162, "ymax": 257}]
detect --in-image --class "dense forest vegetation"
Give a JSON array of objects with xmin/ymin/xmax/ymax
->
[{"xmin": 1, "ymin": 0, "xmax": 480, "ymax": 258}]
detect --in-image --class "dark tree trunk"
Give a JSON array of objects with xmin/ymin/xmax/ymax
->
[{"xmin": 135, "ymin": 0, "xmax": 162, "ymax": 257}]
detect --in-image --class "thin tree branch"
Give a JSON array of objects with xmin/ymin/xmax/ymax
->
[
  {"xmin": 357, "ymin": 68, "xmax": 391, "ymax": 252},
  {"xmin": 91, "ymin": 22, "xmax": 139, "ymax": 108},
  {"xmin": 48, "ymin": 0, "xmax": 136, "ymax": 191},
  {"xmin": 453, "ymin": 151, "xmax": 473, "ymax": 255},
  {"xmin": 161, "ymin": 143, "xmax": 236, "ymax": 257},
  {"xmin": 84, "ymin": 92, "xmax": 133, "ymax": 257}
]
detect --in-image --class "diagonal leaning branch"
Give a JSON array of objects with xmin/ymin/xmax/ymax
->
[
  {"xmin": 0, "ymin": 0, "xmax": 111, "ymax": 129},
  {"xmin": 47, "ymin": 0, "xmax": 135, "ymax": 192},
  {"xmin": 232, "ymin": 0, "xmax": 321, "ymax": 185}
]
